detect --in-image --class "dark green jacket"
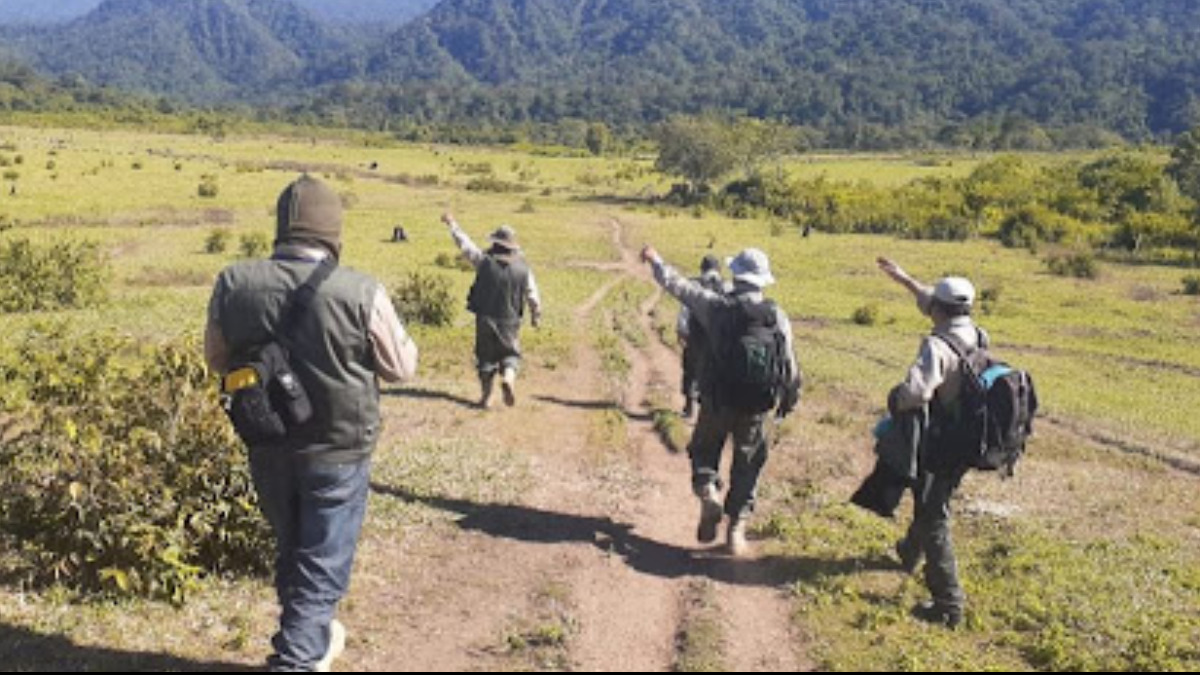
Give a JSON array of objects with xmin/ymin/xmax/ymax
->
[
  {"xmin": 467, "ymin": 252, "xmax": 531, "ymax": 323},
  {"xmin": 211, "ymin": 258, "xmax": 381, "ymax": 462}
]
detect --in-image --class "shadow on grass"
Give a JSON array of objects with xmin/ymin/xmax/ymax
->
[
  {"xmin": 0, "ymin": 623, "xmax": 256, "ymax": 672},
  {"xmin": 370, "ymin": 482, "xmax": 895, "ymax": 589}
]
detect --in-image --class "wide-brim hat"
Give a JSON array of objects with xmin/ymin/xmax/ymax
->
[
  {"xmin": 726, "ymin": 248, "xmax": 775, "ymax": 288},
  {"xmin": 489, "ymin": 224, "xmax": 520, "ymax": 250}
]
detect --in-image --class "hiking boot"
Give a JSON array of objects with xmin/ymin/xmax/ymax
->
[
  {"xmin": 911, "ymin": 601, "xmax": 962, "ymax": 629},
  {"xmin": 315, "ymin": 619, "xmax": 346, "ymax": 672},
  {"xmin": 895, "ymin": 538, "xmax": 920, "ymax": 574},
  {"xmin": 500, "ymin": 368, "xmax": 517, "ymax": 407},
  {"xmin": 696, "ymin": 485, "xmax": 723, "ymax": 544},
  {"xmin": 726, "ymin": 517, "xmax": 749, "ymax": 557}
]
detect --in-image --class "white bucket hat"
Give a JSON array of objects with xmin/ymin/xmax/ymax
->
[{"xmin": 726, "ymin": 248, "xmax": 775, "ymax": 288}]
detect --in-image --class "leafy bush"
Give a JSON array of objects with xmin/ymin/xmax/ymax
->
[
  {"xmin": 433, "ymin": 251, "xmax": 473, "ymax": 272},
  {"xmin": 238, "ymin": 232, "xmax": 270, "ymax": 258},
  {"xmin": 0, "ymin": 238, "xmax": 108, "ymax": 312},
  {"xmin": 204, "ymin": 228, "xmax": 231, "ymax": 254},
  {"xmin": 979, "ymin": 285, "xmax": 1003, "ymax": 315},
  {"xmin": 1045, "ymin": 251, "xmax": 1099, "ymax": 278},
  {"xmin": 999, "ymin": 205, "xmax": 1085, "ymax": 249},
  {"xmin": 1183, "ymin": 274, "xmax": 1200, "ymax": 296},
  {"xmin": 851, "ymin": 303, "xmax": 880, "ymax": 326},
  {"xmin": 392, "ymin": 271, "xmax": 455, "ymax": 327},
  {"xmin": 466, "ymin": 176, "xmax": 527, "ymax": 193},
  {"xmin": 197, "ymin": 174, "xmax": 219, "ymax": 198},
  {"xmin": 0, "ymin": 329, "xmax": 270, "ymax": 602}
]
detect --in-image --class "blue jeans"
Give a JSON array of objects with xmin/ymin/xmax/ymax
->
[{"xmin": 249, "ymin": 449, "xmax": 371, "ymax": 672}]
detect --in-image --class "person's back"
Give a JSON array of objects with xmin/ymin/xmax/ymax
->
[
  {"xmin": 467, "ymin": 247, "xmax": 532, "ymax": 323},
  {"xmin": 643, "ymin": 245, "xmax": 801, "ymax": 556},
  {"xmin": 212, "ymin": 258, "xmax": 384, "ymax": 460},
  {"xmin": 205, "ymin": 175, "xmax": 417, "ymax": 671},
  {"xmin": 878, "ymin": 258, "xmax": 981, "ymax": 629},
  {"xmin": 443, "ymin": 214, "xmax": 542, "ymax": 408}
]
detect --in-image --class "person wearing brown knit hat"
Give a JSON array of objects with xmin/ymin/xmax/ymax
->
[
  {"xmin": 275, "ymin": 174, "xmax": 344, "ymax": 260},
  {"xmin": 205, "ymin": 175, "xmax": 418, "ymax": 671},
  {"xmin": 442, "ymin": 212, "xmax": 542, "ymax": 409}
]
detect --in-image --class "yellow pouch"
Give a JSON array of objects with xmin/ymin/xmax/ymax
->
[{"xmin": 224, "ymin": 367, "xmax": 259, "ymax": 393}]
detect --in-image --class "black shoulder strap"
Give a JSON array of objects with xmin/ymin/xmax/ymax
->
[{"xmin": 277, "ymin": 258, "xmax": 337, "ymax": 339}]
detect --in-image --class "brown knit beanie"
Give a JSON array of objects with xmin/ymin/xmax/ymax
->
[{"xmin": 276, "ymin": 175, "xmax": 343, "ymax": 259}]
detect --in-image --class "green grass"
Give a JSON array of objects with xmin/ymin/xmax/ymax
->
[
  {"xmin": 3, "ymin": 124, "xmax": 1200, "ymax": 671},
  {"xmin": 758, "ymin": 490, "xmax": 1200, "ymax": 671}
]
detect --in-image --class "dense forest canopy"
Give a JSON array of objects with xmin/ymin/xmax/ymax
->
[{"xmin": 2, "ymin": 0, "xmax": 1200, "ymax": 148}]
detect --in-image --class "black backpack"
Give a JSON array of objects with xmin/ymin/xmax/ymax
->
[
  {"xmin": 711, "ymin": 297, "xmax": 790, "ymax": 414},
  {"xmin": 935, "ymin": 332, "xmax": 1039, "ymax": 475}
]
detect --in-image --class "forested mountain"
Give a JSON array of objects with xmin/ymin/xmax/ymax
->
[
  {"xmin": 0, "ymin": 0, "xmax": 435, "ymax": 26},
  {"xmin": 359, "ymin": 0, "xmax": 1200, "ymax": 141},
  {"xmin": 0, "ymin": 0, "xmax": 103, "ymax": 25},
  {"xmin": 292, "ymin": 0, "xmax": 438, "ymax": 26},
  {"xmin": 3, "ymin": 0, "xmax": 354, "ymax": 100},
  {"xmin": 4, "ymin": 0, "xmax": 1200, "ymax": 146}
]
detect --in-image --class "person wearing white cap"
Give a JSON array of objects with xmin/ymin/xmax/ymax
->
[
  {"xmin": 443, "ymin": 212, "xmax": 542, "ymax": 409},
  {"xmin": 877, "ymin": 257, "xmax": 990, "ymax": 629},
  {"xmin": 642, "ymin": 244, "xmax": 802, "ymax": 556}
]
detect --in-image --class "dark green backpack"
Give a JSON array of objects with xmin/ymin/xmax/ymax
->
[{"xmin": 711, "ymin": 297, "xmax": 789, "ymax": 413}]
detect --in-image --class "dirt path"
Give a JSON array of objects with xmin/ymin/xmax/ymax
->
[{"xmin": 342, "ymin": 218, "xmax": 805, "ymax": 671}]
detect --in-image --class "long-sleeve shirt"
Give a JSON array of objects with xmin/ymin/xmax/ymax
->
[
  {"xmin": 890, "ymin": 283, "xmax": 988, "ymax": 414},
  {"xmin": 448, "ymin": 222, "xmax": 542, "ymax": 319},
  {"xmin": 204, "ymin": 247, "xmax": 418, "ymax": 384},
  {"xmin": 649, "ymin": 256, "xmax": 800, "ymax": 387}
]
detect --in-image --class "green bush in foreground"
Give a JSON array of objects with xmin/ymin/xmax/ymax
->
[{"xmin": 0, "ymin": 328, "xmax": 270, "ymax": 603}]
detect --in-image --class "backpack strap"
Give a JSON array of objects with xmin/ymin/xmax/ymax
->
[
  {"xmin": 932, "ymin": 327, "xmax": 988, "ymax": 359},
  {"xmin": 276, "ymin": 258, "xmax": 338, "ymax": 341}
]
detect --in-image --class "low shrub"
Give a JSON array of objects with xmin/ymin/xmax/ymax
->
[
  {"xmin": 0, "ymin": 329, "xmax": 270, "ymax": 602},
  {"xmin": 204, "ymin": 228, "xmax": 231, "ymax": 254},
  {"xmin": 238, "ymin": 232, "xmax": 270, "ymax": 259},
  {"xmin": 392, "ymin": 271, "xmax": 456, "ymax": 327},
  {"xmin": 1045, "ymin": 251, "xmax": 1099, "ymax": 278},
  {"xmin": 852, "ymin": 303, "xmax": 880, "ymax": 326},
  {"xmin": 0, "ymin": 238, "xmax": 108, "ymax": 312}
]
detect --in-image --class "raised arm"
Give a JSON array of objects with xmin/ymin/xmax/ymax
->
[
  {"xmin": 442, "ymin": 212, "xmax": 486, "ymax": 268},
  {"xmin": 641, "ymin": 245, "xmax": 724, "ymax": 329},
  {"xmin": 877, "ymin": 257, "xmax": 935, "ymax": 317}
]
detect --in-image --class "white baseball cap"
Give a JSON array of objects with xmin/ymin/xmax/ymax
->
[{"xmin": 933, "ymin": 276, "xmax": 975, "ymax": 307}]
